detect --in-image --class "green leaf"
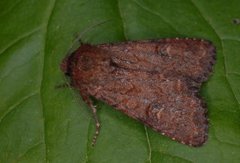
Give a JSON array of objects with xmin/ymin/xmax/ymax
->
[{"xmin": 0, "ymin": 0, "xmax": 240, "ymax": 162}]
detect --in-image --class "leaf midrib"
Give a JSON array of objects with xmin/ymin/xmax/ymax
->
[{"xmin": 39, "ymin": 0, "xmax": 57, "ymax": 162}]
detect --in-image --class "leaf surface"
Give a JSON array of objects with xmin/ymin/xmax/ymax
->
[{"xmin": 0, "ymin": 0, "xmax": 240, "ymax": 162}]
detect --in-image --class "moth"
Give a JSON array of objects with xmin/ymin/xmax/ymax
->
[{"xmin": 61, "ymin": 38, "xmax": 216, "ymax": 147}]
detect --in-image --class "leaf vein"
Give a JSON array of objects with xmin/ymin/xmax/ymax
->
[
  {"xmin": 116, "ymin": 0, "xmax": 127, "ymax": 40},
  {"xmin": 228, "ymin": 72, "xmax": 240, "ymax": 76},
  {"xmin": 190, "ymin": 0, "xmax": 240, "ymax": 107},
  {"xmin": 0, "ymin": 91, "xmax": 38, "ymax": 125},
  {"xmin": 0, "ymin": 0, "xmax": 21, "ymax": 17},
  {"xmin": 221, "ymin": 37, "xmax": 240, "ymax": 42},
  {"xmin": 132, "ymin": 0, "xmax": 179, "ymax": 34},
  {"xmin": 16, "ymin": 142, "xmax": 43, "ymax": 162},
  {"xmin": 0, "ymin": 27, "xmax": 42, "ymax": 56},
  {"xmin": 155, "ymin": 151, "xmax": 193, "ymax": 163},
  {"xmin": 212, "ymin": 125, "xmax": 240, "ymax": 147},
  {"xmin": 0, "ymin": 52, "xmax": 40, "ymax": 84},
  {"xmin": 144, "ymin": 126, "xmax": 152, "ymax": 163}
]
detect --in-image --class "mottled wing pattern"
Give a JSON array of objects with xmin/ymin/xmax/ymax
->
[
  {"xmin": 64, "ymin": 38, "xmax": 216, "ymax": 146},
  {"xmin": 98, "ymin": 38, "xmax": 216, "ymax": 82}
]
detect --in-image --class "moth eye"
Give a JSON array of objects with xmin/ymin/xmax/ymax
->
[
  {"xmin": 81, "ymin": 55, "xmax": 91, "ymax": 63},
  {"xmin": 80, "ymin": 55, "xmax": 93, "ymax": 71}
]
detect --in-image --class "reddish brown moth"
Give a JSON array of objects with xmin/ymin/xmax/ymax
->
[{"xmin": 61, "ymin": 38, "xmax": 216, "ymax": 147}]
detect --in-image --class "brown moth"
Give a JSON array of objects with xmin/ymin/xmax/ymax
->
[{"xmin": 61, "ymin": 38, "xmax": 216, "ymax": 147}]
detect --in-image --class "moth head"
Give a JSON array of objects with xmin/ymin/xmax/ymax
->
[
  {"xmin": 77, "ymin": 44, "xmax": 111, "ymax": 71},
  {"xmin": 61, "ymin": 44, "xmax": 110, "ymax": 79},
  {"xmin": 61, "ymin": 55, "xmax": 71, "ymax": 76}
]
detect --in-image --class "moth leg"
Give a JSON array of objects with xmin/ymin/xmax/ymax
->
[
  {"xmin": 55, "ymin": 83, "xmax": 71, "ymax": 89},
  {"xmin": 83, "ymin": 96, "xmax": 101, "ymax": 146}
]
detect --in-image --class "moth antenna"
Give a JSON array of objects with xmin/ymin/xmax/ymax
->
[
  {"xmin": 83, "ymin": 96, "xmax": 101, "ymax": 147},
  {"xmin": 76, "ymin": 19, "xmax": 111, "ymax": 43},
  {"xmin": 67, "ymin": 19, "xmax": 111, "ymax": 56}
]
